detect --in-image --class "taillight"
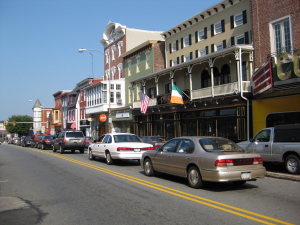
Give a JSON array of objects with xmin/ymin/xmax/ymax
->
[
  {"xmin": 44, "ymin": 140, "xmax": 50, "ymax": 143},
  {"xmin": 253, "ymin": 157, "xmax": 263, "ymax": 164},
  {"xmin": 84, "ymin": 138, "xmax": 87, "ymax": 143},
  {"xmin": 214, "ymin": 159, "xmax": 234, "ymax": 167},
  {"xmin": 117, "ymin": 147, "xmax": 134, "ymax": 151},
  {"xmin": 63, "ymin": 138, "xmax": 67, "ymax": 143},
  {"xmin": 141, "ymin": 147, "xmax": 154, "ymax": 150}
]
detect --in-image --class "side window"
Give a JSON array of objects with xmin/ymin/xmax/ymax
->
[
  {"xmin": 161, "ymin": 139, "xmax": 180, "ymax": 152},
  {"xmin": 254, "ymin": 130, "xmax": 271, "ymax": 142},
  {"xmin": 107, "ymin": 135, "xmax": 112, "ymax": 143},
  {"xmin": 176, "ymin": 140, "xmax": 195, "ymax": 153},
  {"xmin": 102, "ymin": 135, "xmax": 110, "ymax": 143}
]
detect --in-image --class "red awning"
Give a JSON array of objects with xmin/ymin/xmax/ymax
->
[{"xmin": 71, "ymin": 123, "xmax": 76, "ymax": 129}]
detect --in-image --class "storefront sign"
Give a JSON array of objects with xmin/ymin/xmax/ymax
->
[
  {"xmin": 116, "ymin": 110, "xmax": 130, "ymax": 118},
  {"xmin": 99, "ymin": 114, "xmax": 107, "ymax": 122}
]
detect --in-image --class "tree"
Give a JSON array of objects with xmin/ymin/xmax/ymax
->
[{"xmin": 5, "ymin": 115, "xmax": 33, "ymax": 137}]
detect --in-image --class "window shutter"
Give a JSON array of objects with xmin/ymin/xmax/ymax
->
[
  {"xmin": 177, "ymin": 57, "xmax": 179, "ymax": 64},
  {"xmin": 244, "ymin": 32, "xmax": 249, "ymax": 44},
  {"xmin": 169, "ymin": 43, "xmax": 172, "ymax": 54},
  {"xmin": 243, "ymin": 10, "xmax": 247, "ymax": 24},
  {"xmin": 231, "ymin": 36, "xmax": 235, "ymax": 46},
  {"xmin": 221, "ymin": 19, "xmax": 225, "ymax": 32},
  {"xmin": 211, "ymin": 44, "xmax": 214, "ymax": 53},
  {"xmin": 190, "ymin": 52, "xmax": 193, "ymax": 60},
  {"xmin": 165, "ymin": 84, "xmax": 169, "ymax": 94},
  {"xmin": 181, "ymin": 55, "xmax": 184, "ymax": 63},
  {"xmin": 205, "ymin": 46, "xmax": 208, "ymax": 54},
  {"xmin": 223, "ymin": 40, "xmax": 226, "ymax": 48},
  {"xmin": 169, "ymin": 60, "xmax": 172, "ymax": 67},
  {"xmin": 211, "ymin": 24, "xmax": 214, "ymax": 37},
  {"xmin": 176, "ymin": 40, "xmax": 179, "ymax": 51},
  {"xmin": 230, "ymin": 16, "xmax": 234, "ymax": 29},
  {"xmin": 195, "ymin": 50, "xmax": 198, "ymax": 58},
  {"xmin": 195, "ymin": 31, "xmax": 198, "ymax": 43},
  {"xmin": 204, "ymin": 27, "xmax": 207, "ymax": 39},
  {"xmin": 189, "ymin": 34, "xmax": 192, "ymax": 45},
  {"xmin": 181, "ymin": 38, "xmax": 183, "ymax": 49}
]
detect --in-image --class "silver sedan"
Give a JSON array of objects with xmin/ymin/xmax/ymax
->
[{"xmin": 141, "ymin": 136, "xmax": 266, "ymax": 188}]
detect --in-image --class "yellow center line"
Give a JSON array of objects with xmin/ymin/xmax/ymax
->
[{"xmin": 29, "ymin": 148, "xmax": 294, "ymax": 225}]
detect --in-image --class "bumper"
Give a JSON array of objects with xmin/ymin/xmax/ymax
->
[
  {"xmin": 62, "ymin": 143, "xmax": 85, "ymax": 150},
  {"xmin": 201, "ymin": 167, "xmax": 266, "ymax": 182},
  {"xmin": 111, "ymin": 151, "xmax": 145, "ymax": 160}
]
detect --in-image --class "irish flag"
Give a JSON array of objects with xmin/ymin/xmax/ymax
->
[{"xmin": 170, "ymin": 84, "xmax": 184, "ymax": 104}]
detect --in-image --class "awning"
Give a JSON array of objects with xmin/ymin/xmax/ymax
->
[{"xmin": 71, "ymin": 123, "xmax": 76, "ymax": 129}]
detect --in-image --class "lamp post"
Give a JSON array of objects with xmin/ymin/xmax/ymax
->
[{"xmin": 78, "ymin": 48, "xmax": 111, "ymax": 133}]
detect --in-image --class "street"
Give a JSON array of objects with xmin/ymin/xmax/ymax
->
[{"xmin": 1, "ymin": 143, "xmax": 300, "ymax": 225}]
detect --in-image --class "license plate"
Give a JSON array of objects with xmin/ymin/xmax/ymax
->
[
  {"xmin": 241, "ymin": 172, "xmax": 251, "ymax": 180},
  {"xmin": 73, "ymin": 140, "xmax": 78, "ymax": 143},
  {"xmin": 134, "ymin": 148, "xmax": 141, "ymax": 152}
]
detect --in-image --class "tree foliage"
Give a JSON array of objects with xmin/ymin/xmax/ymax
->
[{"xmin": 6, "ymin": 115, "xmax": 33, "ymax": 137}]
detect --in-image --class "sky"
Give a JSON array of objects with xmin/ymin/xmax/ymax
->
[{"xmin": 0, "ymin": 0, "xmax": 220, "ymax": 121}]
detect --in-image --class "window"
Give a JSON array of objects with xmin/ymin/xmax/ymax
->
[
  {"xmin": 111, "ymin": 45, "xmax": 116, "ymax": 61},
  {"xmin": 216, "ymin": 42, "xmax": 223, "ymax": 51},
  {"xmin": 172, "ymin": 41, "xmax": 178, "ymax": 52},
  {"xmin": 236, "ymin": 34, "xmax": 245, "ymax": 44},
  {"xmin": 116, "ymin": 84, "xmax": 121, "ymax": 90},
  {"xmin": 235, "ymin": 13, "xmax": 243, "ymax": 27},
  {"xmin": 271, "ymin": 17, "xmax": 292, "ymax": 55},
  {"xmin": 118, "ymin": 63, "xmax": 123, "ymax": 78},
  {"xmin": 198, "ymin": 29, "xmax": 205, "ymax": 41},
  {"xmin": 102, "ymin": 84, "xmax": 107, "ymax": 90},
  {"xmin": 172, "ymin": 59, "xmax": 178, "ymax": 67},
  {"xmin": 116, "ymin": 92, "xmax": 121, "ymax": 100},
  {"xmin": 184, "ymin": 36, "xmax": 190, "ymax": 47},
  {"xmin": 201, "ymin": 69, "xmax": 211, "ymax": 88},
  {"xmin": 215, "ymin": 22, "xmax": 222, "ymax": 34},
  {"xmin": 200, "ymin": 48, "xmax": 207, "ymax": 57},
  {"xmin": 105, "ymin": 50, "xmax": 110, "ymax": 64},
  {"xmin": 147, "ymin": 87, "xmax": 156, "ymax": 99},
  {"xmin": 110, "ymin": 92, "xmax": 114, "ymax": 103},
  {"xmin": 110, "ymin": 84, "xmax": 114, "ymax": 90},
  {"xmin": 145, "ymin": 51, "xmax": 150, "ymax": 69},
  {"xmin": 136, "ymin": 55, "xmax": 140, "ymax": 73},
  {"xmin": 103, "ymin": 91, "xmax": 107, "ymax": 103},
  {"xmin": 117, "ymin": 41, "xmax": 123, "ymax": 56},
  {"xmin": 128, "ymin": 60, "xmax": 132, "ymax": 76}
]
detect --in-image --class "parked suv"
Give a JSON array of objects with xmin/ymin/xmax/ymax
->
[{"xmin": 53, "ymin": 130, "xmax": 86, "ymax": 154}]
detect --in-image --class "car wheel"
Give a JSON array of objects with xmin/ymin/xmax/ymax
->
[
  {"xmin": 88, "ymin": 149, "xmax": 95, "ymax": 160},
  {"xmin": 60, "ymin": 146, "xmax": 64, "ymax": 154},
  {"xmin": 285, "ymin": 155, "xmax": 300, "ymax": 174},
  {"xmin": 144, "ymin": 158, "xmax": 155, "ymax": 176},
  {"xmin": 41, "ymin": 144, "xmax": 45, "ymax": 150},
  {"xmin": 53, "ymin": 145, "xmax": 57, "ymax": 152},
  {"xmin": 232, "ymin": 180, "xmax": 247, "ymax": 186},
  {"xmin": 106, "ymin": 152, "xmax": 114, "ymax": 165},
  {"xmin": 187, "ymin": 166, "xmax": 204, "ymax": 189},
  {"xmin": 80, "ymin": 148, "xmax": 84, "ymax": 154}
]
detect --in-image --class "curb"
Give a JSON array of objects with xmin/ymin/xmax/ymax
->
[{"xmin": 266, "ymin": 171, "xmax": 300, "ymax": 182}]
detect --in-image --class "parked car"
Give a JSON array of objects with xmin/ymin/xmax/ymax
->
[
  {"xmin": 22, "ymin": 137, "xmax": 32, "ymax": 147},
  {"xmin": 85, "ymin": 136, "xmax": 93, "ymax": 149},
  {"xmin": 53, "ymin": 130, "xmax": 86, "ymax": 154},
  {"xmin": 31, "ymin": 135, "xmax": 44, "ymax": 148},
  {"xmin": 140, "ymin": 136, "xmax": 168, "ymax": 150},
  {"xmin": 37, "ymin": 135, "xmax": 56, "ymax": 150},
  {"xmin": 88, "ymin": 133, "xmax": 154, "ymax": 165},
  {"xmin": 141, "ymin": 136, "xmax": 266, "ymax": 189},
  {"xmin": 14, "ymin": 138, "xmax": 20, "ymax": 145},
  {"xmin": 238, "ymin": 124, "xmax": 300, "ymax": 174}
]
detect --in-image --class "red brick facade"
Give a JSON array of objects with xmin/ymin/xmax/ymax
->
[{"xmin": 250, "ymin": 0, "xmax": 300, "ymax": 69}]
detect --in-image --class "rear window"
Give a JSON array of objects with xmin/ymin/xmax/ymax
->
[
  {"xmin": 199, "ymin": 138, "xmax": 244, "ymax": 152},
  {"xmin": 114, "ymin": 135, "xmax": 142, "ymax": 143},
  {"xmin": 274, "ymin": 128, "xmax": 300, "ymax": 142},
  {"xmin": 66, "ymin": 132, "xmax": 84, "ymax": 138}
]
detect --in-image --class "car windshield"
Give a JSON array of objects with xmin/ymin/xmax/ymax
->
[
  {"xmin": 199, "ymin": 138, "xmax": 244, "ymax": 152},
  {"xmin": 114, "ymin": 135, "xmax": 142, "ymax": 143},
  {"xmin": 66, "ymin": 132, "xmax": 84, "ymax": 138}
]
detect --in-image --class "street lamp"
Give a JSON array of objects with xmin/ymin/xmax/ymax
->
[{"xmin": 78, "ymin": 48, "xmax": 111, "ymax": 132}]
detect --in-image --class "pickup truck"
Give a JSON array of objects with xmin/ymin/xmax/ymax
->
[{"xmin": 238, "ymin": 124, "xmax": 300, "ymax": 174}]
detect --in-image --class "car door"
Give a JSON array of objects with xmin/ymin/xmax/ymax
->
[
  {"xmin": 92, "ymin": 135, "xmax": 105, "ymax": 156},
  {"xmin": 97, "ymin": 135, "xmax": 111, "ymax": 157},
  {"xmin": 152, "ymin": 139, "xmax": 180, "ymax": 174},
  {"xmin": 169, "ymin": 139, "xmax": 195, "ymax": 177},
  {"xmin": 248, "ymin": 129, "xmax": 272, "ymax": 161}
]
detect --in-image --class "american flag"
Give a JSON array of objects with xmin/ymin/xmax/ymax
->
[{"xmin": 140, "ymin": 93, "xmax": 150, "ymax": 114}]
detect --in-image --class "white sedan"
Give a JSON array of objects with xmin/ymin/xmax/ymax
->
[{"xmin": 88, "ymin": 133, "xmax": 154, "ymax": 165}]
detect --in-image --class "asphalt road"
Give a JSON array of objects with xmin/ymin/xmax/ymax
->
[{"xmin": 1, "ymin": 143, "xmax": 300, "ymax": 225}]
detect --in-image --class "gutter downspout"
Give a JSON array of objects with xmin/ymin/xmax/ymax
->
[{"xmin": 239, "ymin": 47, "xmax": 250, "ymax": 141}]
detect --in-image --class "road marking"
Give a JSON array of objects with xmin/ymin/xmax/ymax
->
[{"xmin": 29, "ymin": 148, "xmax": 294, "ymax": 225}]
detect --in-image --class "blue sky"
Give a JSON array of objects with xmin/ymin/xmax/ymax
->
[{"xmin": 0, "ymin": 0, "xmax": 220, "ymax": 120}]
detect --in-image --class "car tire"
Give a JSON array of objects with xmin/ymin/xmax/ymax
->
[
  {"xmin": 53, "ymin": 145, "xmax": 57, "ymax": 152},
  {"xmin": 41, "ymin": 144, "xmax": 45, "ymax": 150},
  {"xmin": 60, "ymin": 146, "xmax": 64, "ymax": 154},
  {"xmin": 285, "ymin": 155, "xmax": 300, "ymax": 174},
  {"xmin": 144, "ymin": 158, "xmax": 155, "ymax": 176},
  {"xmin": 106, "ymin": 152, "xmax": 114, "ymax": 165},
  {"xmin": 80, "ymin": 148, "xmax": 84, "ymax": 154},
  {"xmin": 88, "ymin": 149, "xmax": 95, "ymax": 160},
  {"xmin": 187, "ymin": 166, "xmax": 205, "ymax": 189}
]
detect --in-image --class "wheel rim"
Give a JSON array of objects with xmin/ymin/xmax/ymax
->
[
  {"xmin": 189, "ymin": 169, "xmax": 199, "ymax": 185},
  {"xmin": 145, "ymin": 161, "xmax": 151, "ymax": 174},
  {"xmin": 107, "ymin": 153, "xmax": 111, "ymax": 163},
  {"xmin": 287, "ymin": 158, "xmax": 298, "ymax": 172},
  {"xmin": 89, "ymin": 150, "xmax": 92, "ymax": 159}
]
